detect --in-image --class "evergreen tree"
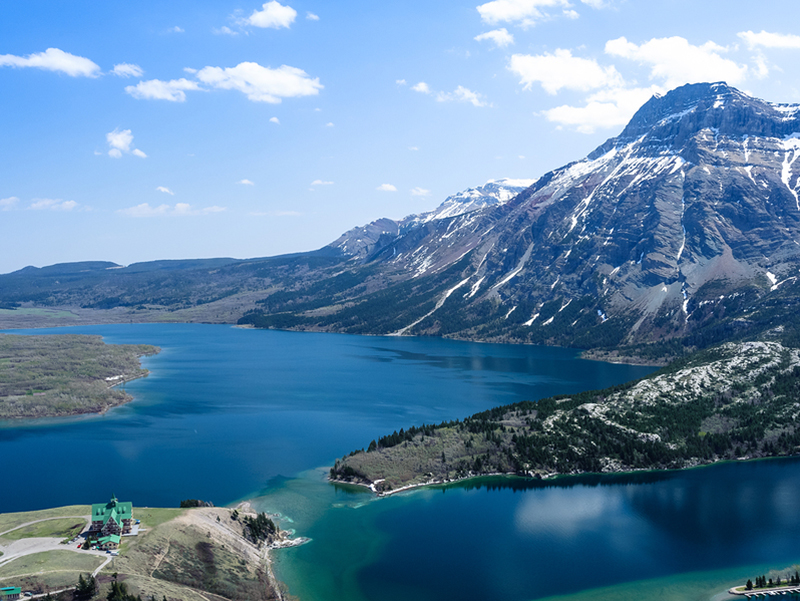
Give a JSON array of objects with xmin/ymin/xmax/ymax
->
[{"xmin": 75, "ymin": 573, "xmax": 97, "ymax": 600}]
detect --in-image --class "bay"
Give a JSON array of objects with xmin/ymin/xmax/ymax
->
[
  {"xmin": 3, "ymin": 324, "xmax": 800, "ymax": 600},
  {"xmin": 0, "ymin": 324, "xmax": 650, "ymax": 512}
]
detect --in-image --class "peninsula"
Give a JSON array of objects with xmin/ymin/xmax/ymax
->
[
  {"xmin": 0, "ymin": 501, "xmax": 299, "ymax": 600},
  {"xmin": 0, "ymin": 334, "xmax": 159, "ymax": 419},
  {"xmin": 331, "ymin": 341, "xmax": 800, "ymax": 494}
]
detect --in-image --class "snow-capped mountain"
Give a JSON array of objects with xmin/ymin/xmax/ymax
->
[
  {"xmin": 408, "ymin": 178, "xmax": 538, "ymax": 225},
  {"xmin": 257, "ymin": 82, "xmax": 800, "ymax": 348},
  {"xmin": 8, "ymin": 82, "xmax": 800, "ymax": 354},
  {"xmin": 327, "ymin": 178, "xmax": 535, "ymax": 259}
]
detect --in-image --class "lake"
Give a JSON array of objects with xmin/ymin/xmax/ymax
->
[{"xmin": 2, "ymin": 324, "xmax": 799, "ymax": 600}]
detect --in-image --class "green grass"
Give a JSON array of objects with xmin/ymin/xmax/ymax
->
[
  {"xmin": 134, "ymin": 507, "xmax": 185, "ymax": 529},
  {"xmin": 0, "ymin": 518, "xmax": 86, "ymax": 542},
  {"xmin": 0, "ymin": 506, "xmax": 90, "ymax": 534},
  {"xmin": 0, "ymin": 308, "xmax": 76, "ymax": 319},
  {"xmin": 0, "ymin": 550, "xmax": 103, "ymax": 582}
]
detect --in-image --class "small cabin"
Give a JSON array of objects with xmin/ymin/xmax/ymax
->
[
  {"xmin": 97, "ymin": 534, "xmax": 121, "ymax": 550},
  {"xmin": 0, "ymin": 586, "xmax": 22, "ymax": 601}
]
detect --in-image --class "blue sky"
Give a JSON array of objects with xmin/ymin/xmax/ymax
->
[{"xmin": 2, "ymin": 0, "xmax": 800, "ymax": 274}]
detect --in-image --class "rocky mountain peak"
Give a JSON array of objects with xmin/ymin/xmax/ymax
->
[{"xmin": 591, "ymin": 82, "xmax": 800, "ymax": 159}]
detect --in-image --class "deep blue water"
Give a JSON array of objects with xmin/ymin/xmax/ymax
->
[
  {"xmin": 4, "ymin": 324, "xmax": 800, "ymax": 601},
  {"xmin": 0, "ymin": 324, "xmax": 652, "ymax": 513}
]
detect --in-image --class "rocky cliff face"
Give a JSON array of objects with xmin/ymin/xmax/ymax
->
[{"xmin": 312, "ymin": 82, "xmax": 800, "ymax": 348}]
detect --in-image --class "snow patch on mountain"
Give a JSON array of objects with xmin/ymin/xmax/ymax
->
[{"xmin": 410, "ymin": 178, "xmax": 537, "ymax": 225}]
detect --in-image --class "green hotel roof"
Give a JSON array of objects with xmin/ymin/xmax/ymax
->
[
  {"xmin": 98, "ymin": 534, "xmax": 121, "ymax": 545},
  {"xmin": 91, "ymin": 496, "xmax": 132, "ymax": 525},
  {"xmin": 0, "ymin": 587, "xmax": 22, "ymax": 594}
]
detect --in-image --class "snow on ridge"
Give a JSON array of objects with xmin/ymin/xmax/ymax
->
[
  {"xmin": 771, "ymin": 102, "xmax": 800, "ymax": 120},
  {"xmin": 657, "ymin": 105, "xmax": 698, "ymax": 126},
  {"xmin": 490, "ymin": 177, "xmax": 537, "ymax": 188},
  {"xmin": 410, "ymin": 178, "xmax": 535, "ymax": 225}
]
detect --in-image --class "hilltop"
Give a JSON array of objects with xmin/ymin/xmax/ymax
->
[{"xmin": 331, "ymin": 340, "xmax": 800, "ymax": 493}]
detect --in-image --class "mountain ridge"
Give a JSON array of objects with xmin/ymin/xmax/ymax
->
[{"xmin": 3, "ymin": 82, "xmax": 800, "ymax": 363}]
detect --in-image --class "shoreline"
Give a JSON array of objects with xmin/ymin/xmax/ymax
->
[
  {"xmin": 1, "ymin": 310, "xmax": 666, "ymax": 367},
  {"xmin": 329, "ymin": 454, "xmax": 800, "ymax": 499},
  {"xmin": 728, "ymin": 584, "xmax": 800, "ymax": 596},
  {"xmin": 0, "ymin": 369, "xmax": 153, "ymax": 421},
  {"xmin": 234, "ymin": 501, "xmax": 309, "ymax": 600}
]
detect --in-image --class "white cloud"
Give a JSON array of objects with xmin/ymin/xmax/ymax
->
[
  {"xmin": 436, "ymin": 85, "xmax": 489, "ymax": 107},
  {"xmin": 112, "ymin": 63, "xmax": 143, "ymax": 78},
  {"xmin": 106, "ymin": 128, "xmax": 147, "ymax": 158},
  {"xmin": 605, "ymin": 36, "xmax": 748, "ymax": 88},
  {"xmin": 238, "ymin": 179, "xmax": 255, "ymax": 185},
  {"xmin": 475, "ymin": 28, "xmax": 514, "ymax": 48},
  {"xmin": 738, "ymin": 30, "xmax": 800, "ymax": 50},
  {"xmin": 306, "ymin": 11, "xmax": 319, "ymax": 20},
  {"xmin": 311, "ymin": 180, "xmax": 333, "ymax": 185},
  {"xmin": 0, "ymin": 47, "xmax": 100, "ymax": 77},
  {"xmin": 246, "ymin": 1, "xmax": 297, "ymax": 29},
  {"xmin": 580, "ymin": 0, "xmax": 608, "ymax": 7},
  {"xmin": 156, "ymin": 186, "xmax": 175, "ymax": 195},
  {"xmin": 119, "ymin": 203, "xmax": 225, "ymax": 217},
  {"xmin": 411, "ymin": 187, "xmax": 430, "ymax": 196},
  {"xmin": 408, "ymin": 146, "xmax": 419, "ymax": 151},
  {"xmin": 125, "ymin": 78, "xmax": 200, "ymax": 102},
  {"xmin": 270, "ymin": 116, "xmax": 280, "ymax": 124},
  {"xmin": 477, "ymin": 0, "xmax": 570, "ymax": 27},
  {"xmin": 413, "ymin": 81, "xmax": 489, "ymax": 107},
  {"xmin": 325, "ymin": 122, "xmax": 334, "ymax": 127},
  {"xmin": 214, "ymin": 26, "xmax": 239, "ymax": 36},
  {"xmin": 107, "ymin": 129, "xmax": 133, "ymax": 155},
  {"xmin": 509, "ymin": 49, "xmax": 623, "ymax": 94},
  {"xmin": 195, "ymin": 62, "xmax": 322, "ymax": 103},
  {"xmin": 0, "ymin": 196, "xmax": 19, "ymax": 211},
  {"xmin": 543, "ymin": 85, "xmax": 662, "ymax": 133},
  {"xmin": 29, "ymin": 198, "xmax": 78, "ymax": 211},
  {"xmin": 396, "ymin": 79, "xmax": 407, "ymax": 85},
  {"xmin": 169, "ymin": 26, "xmax": 185, "ymax": 33},
  {"xmin": 377, "ymin": 184, "xmax": 397, "ymax": 192},
  {"xmin": 752, "ymin": 53, "xmax": 770, "ymax": 79},
  {"xmin": 563, "ymin": 8, "xmax": 579, "ymax": 18}
]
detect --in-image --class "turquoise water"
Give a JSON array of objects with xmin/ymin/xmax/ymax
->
[
  {"xmin": 259, "ymin": 460, "xmax": 800, "ymax": 601},
  {"xmin": 3, "ymin": 324, "xmax": 799, "ymax": 600}
]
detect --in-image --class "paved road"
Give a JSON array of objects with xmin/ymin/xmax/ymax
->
[{"xmin": 0, "ymin": 536, "xmax": 108, "ymax": 569}]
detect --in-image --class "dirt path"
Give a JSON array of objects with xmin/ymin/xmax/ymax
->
[
  {"xmin": 93, "ymin": 556, "xmax": 112, "ymax": 577},
  {"xmin": 149, "ymin": 536, "xmax": 172, "ymax": 578}
]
